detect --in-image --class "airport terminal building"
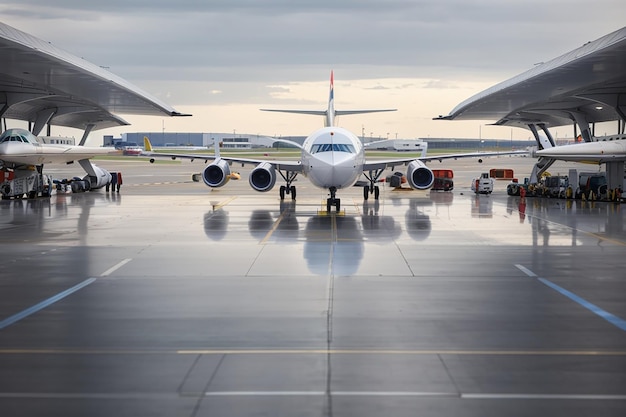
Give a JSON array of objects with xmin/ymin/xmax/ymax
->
[
  {"xmin": 103, "ymin": 132, "xmax": 276, "ymax": 149},
  {"xmin": 104, "ymin": 132, "xmax": 537, "ymax": 151}
]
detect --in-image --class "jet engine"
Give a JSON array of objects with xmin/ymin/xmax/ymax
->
[
  {"xmin": 406, "ymin": 160, "xmax": 434, "ymax": 190},
  {"xmin": 202, "ymin": 159, "xmax": 231, "ymax": 187},
  {"xmin": 82, "ymin": 165, "xmax": 112, "ymax": 189},
  {"xmin": 249, "ymin": 162, "xmax": 276, "ymax": 192}
]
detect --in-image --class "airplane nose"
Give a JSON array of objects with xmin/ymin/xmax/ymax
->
[{"xmin": 310, "ymin": 152, "xmax": 358, "ymax": 189}]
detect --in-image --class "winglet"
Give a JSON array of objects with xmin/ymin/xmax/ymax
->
[{"xmin": 143, "ymin": 136, "xmax": 153, "ymax": 152}]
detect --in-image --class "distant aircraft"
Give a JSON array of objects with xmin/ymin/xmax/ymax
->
[
  {"xmin": 142, "ymin": 72, "xmax": 522, "ymax": 211},
  {"xmin": 0, "ymin": 128, "xmax": 117, "ymax": 189}
]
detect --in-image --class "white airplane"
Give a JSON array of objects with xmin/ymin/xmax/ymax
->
[
  {"xmin": 143, "ymin": 72, "xmax": 522, "ymax": 211},
  {"xmin": 0, "ymin": 128, "xmax": 118, "ymax": 189},
  {"xmin": 530, "ymin": 134, "xmax": 626, "ymax": 187},
  {"xmin": 535, "ymin": 134, "xmax": 626, "ymax": 164}
]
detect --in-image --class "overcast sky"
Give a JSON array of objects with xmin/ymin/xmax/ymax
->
[{"xmin": 1, "ymin": 1, "xmax": 625, "ymax": 141}]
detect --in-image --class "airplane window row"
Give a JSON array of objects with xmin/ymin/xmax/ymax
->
[{"xmin": 311, "ymin": 143, "xmax": 356, "ymax": 154}]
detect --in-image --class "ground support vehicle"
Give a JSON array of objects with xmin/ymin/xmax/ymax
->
[
  {"xmin": 0, "ymin": 170, "xmax": 52, "ymax": 199},
  {"xmin": 471, "ymin": 173, "xmax": 493, "ymax": 194},
  {"xmin": 431, "ymin": 169, "xmax": 454, "ymax": 191}
]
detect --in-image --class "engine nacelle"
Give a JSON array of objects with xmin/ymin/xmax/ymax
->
[
  {"xmin": 202, "ymin": 159, "xmax": 231, "ymax": 188},
  {"xmin": 249, "ymin": 162, "xmax": 276, "ymax": 192},
  {"xmin": 406, "ymin": 160, "xmax": 434, "ymax": 190},
  {"xmin": 82, "ymin": 165, "xmax": 112, "ymax": 189}
]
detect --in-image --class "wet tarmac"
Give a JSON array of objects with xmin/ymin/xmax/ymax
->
[{"xmin": 1, "ymin": 157, "xmax": 625, "ymax": 417}]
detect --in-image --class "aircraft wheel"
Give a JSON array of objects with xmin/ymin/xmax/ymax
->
[
  {"xmin": 326, "ymin": 198, "xmax": 331, "ymax": 212},
  {"xmin": 279, "ymin": 185, "xmax": 286, "ymax": 200},
  {"xmin": 374, "ymin": 186, "xmax": 380, "ymax": 200},
  {"xmin": 336, "ymin": 199, "xmax": 341, "ymax": 211},
  {"xmin": 290, "ymin": 186, "xmax": 296, "ymax": 200},
  {"xmin": 363, "ymin": 186, "xmax": 369, "ymax": 200}
]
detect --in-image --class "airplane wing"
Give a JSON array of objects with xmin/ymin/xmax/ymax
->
[
  {"xmin": 142, "ymin": 138, "xmax": 525, "ymax": 174},
  {"xmin": 362, "ymin": 149, "xmax": 528, "ymax": 171},
  {"xmin": 140, "ymin": 137, "xmax": 304, "ymax": 172}
]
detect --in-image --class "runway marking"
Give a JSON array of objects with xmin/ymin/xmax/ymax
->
[
  {"xmin": 260, "ymin": 210, "xmax": 287, "ymax": 244},
  {"xmin": 211, "ymin": 196, "xmax": 237, "ymax": 210},
  {"xmin": 0, "ymin": 391, "xmax": 623, "ymax": 400},
  {"xmin": 177, "ymin": 349, "xmax": 626, "ymax": 356},
  {"xmin": 0, "ymin": 391, "xmax": 624, "ymax": 400},
  {"xmin": 2, "ymin": 348, "xmax": 626, "ymax": 356},
  {"xmin": 203, "ymin": 391, "xmax": 457, "ymax": 397},
  {"xmin": 205, "ymin": 391, "xmax": 325, "ymax": 396},
  {"xmin": 0, "ymin": 278, "xmax": 96, "ymax": 330},
  {"xmin": 100, "ymin": 258, "xmax": 132, "ymax": 276},
  {"xmin": 585, "ymin": 231, "xmax": 626, "ymax": 246},
  {"xmin": 515, "ymin": 264, "xmax": 626, "ymax": 332},
  {"xmin": 0, "ymin": 393, "xmax": 179, "ymax": 400},
  {"xmin": 462, "ymin": 393, "xmax": 626, "ymax": 400}
]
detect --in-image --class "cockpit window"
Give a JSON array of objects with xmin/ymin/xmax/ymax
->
[
  {"xmin": 0, "ymin": 135, "xmax": 29, "ymax": 143},
  {"xmin": 0, "ymin": 129, "xmax": 34, "ymax": 144},
  {"xmin": 311, "ymin": 143, "xmax": 356, "ymax": 154}
]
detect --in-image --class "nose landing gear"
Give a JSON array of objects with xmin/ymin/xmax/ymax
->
[{"xmin": 326, "ymin": 186, "xmax": 341, "ymax": 212}]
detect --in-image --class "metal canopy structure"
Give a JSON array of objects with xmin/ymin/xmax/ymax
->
[
  {"xmin": 436, "ymin": 26, "xmax": 626, "ymax": 133},
  {"xmin": 0, "ymin": 21, "xmax": 189, "ymax": 135}
]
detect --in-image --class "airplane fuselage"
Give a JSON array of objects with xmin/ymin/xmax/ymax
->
[
  {"xmin": 301, "ymin": 126, "xmax": 365, "ymax": 190},
  {"xmin": 535, "ymin": 135, "xmax": 626, "ymax": 163},
  {"xmin": 0, "ymin": 128, "xmax": 116, "ymax": 167}
]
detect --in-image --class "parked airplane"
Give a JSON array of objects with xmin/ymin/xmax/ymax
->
[
  {"xmin": 0, "ymin": 128, "xmax": 118, "ymax": 189},
  {"xmin": 436, "ymin": 27, "xmax": 626, "ymax": 190},
  {"xmin": 142, "ymin": 72, "xmax": 523, "ymax": 211},
  {"xmin": 535, "ymin": 134, "xmax": 626, "ymax": 164}
]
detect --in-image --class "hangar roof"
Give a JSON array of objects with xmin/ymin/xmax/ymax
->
[
  {"xmin": 436, "ymin": 27, "xmax": 626, "ymax": 130},
  {"xmin": 0, "ymin": 21, "xmax": 188, "ymax": 133}
]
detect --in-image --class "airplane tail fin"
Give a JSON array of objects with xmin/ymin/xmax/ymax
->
[
  {"xmin": 143, "ymin": 137, "xmax": 153, "ymax": 152},
  {"xmin": 327, "ymin": 70, "xmax": 335, "ymax": 127},
  {"xmin": 260, "ymin": 71, "xmax": 396, "ymax": 128}
]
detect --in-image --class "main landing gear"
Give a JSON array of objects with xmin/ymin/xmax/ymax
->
[
  {"xmin": 363, "ymin": 168, "xmax": 384, "ymax": 201},
  {"xmin": 278, "ymin": 170, "xmax": 298, "ymax": 201},
  {"xmin": 279, "ymin": 185, "xmax": 296, "ymax": 200},
  {"xmin": 363, "ymin": 183, "xmax": 380, "ymax": 201},
  {"xmin": 326, "ymin": 186, "xmax": 341, "ymax": 212}
]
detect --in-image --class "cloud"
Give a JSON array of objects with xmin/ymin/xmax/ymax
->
[{"xmin": 1, "ymin": 1, "xmax": 624, "ymax": 138}]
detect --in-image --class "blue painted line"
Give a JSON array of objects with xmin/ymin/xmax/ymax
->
[
  {"xmin": 537, "ymin": 277, "xmax": 626, "ymax": 332},
  {"xmin": 0, "ymin": 278, "xmax": 97, "ymax": 330},
  {"xmin": 515, "ymin": 264, "xmax": 626, "ymax": 332}
]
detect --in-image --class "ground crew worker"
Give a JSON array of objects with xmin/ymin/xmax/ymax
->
[
  {"xmin": 110, "ymin": 172, "xmax": 118, "ymax": 192},
  {"xmin": 116, "ymin": 172, "xmax": 123, "ymax": 192}
]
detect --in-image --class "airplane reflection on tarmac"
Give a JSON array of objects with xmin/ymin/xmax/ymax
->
[
  {"xmin": 506, "ymin": 195, "xmax": 625, "ymax": 246},
  {"xmin": 0, "ymin": 192, "xmax": 121, "ymax": 241},
  {"xmin": 203, "ymin": 200, "xmax": 432, "ymax": 276}
]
